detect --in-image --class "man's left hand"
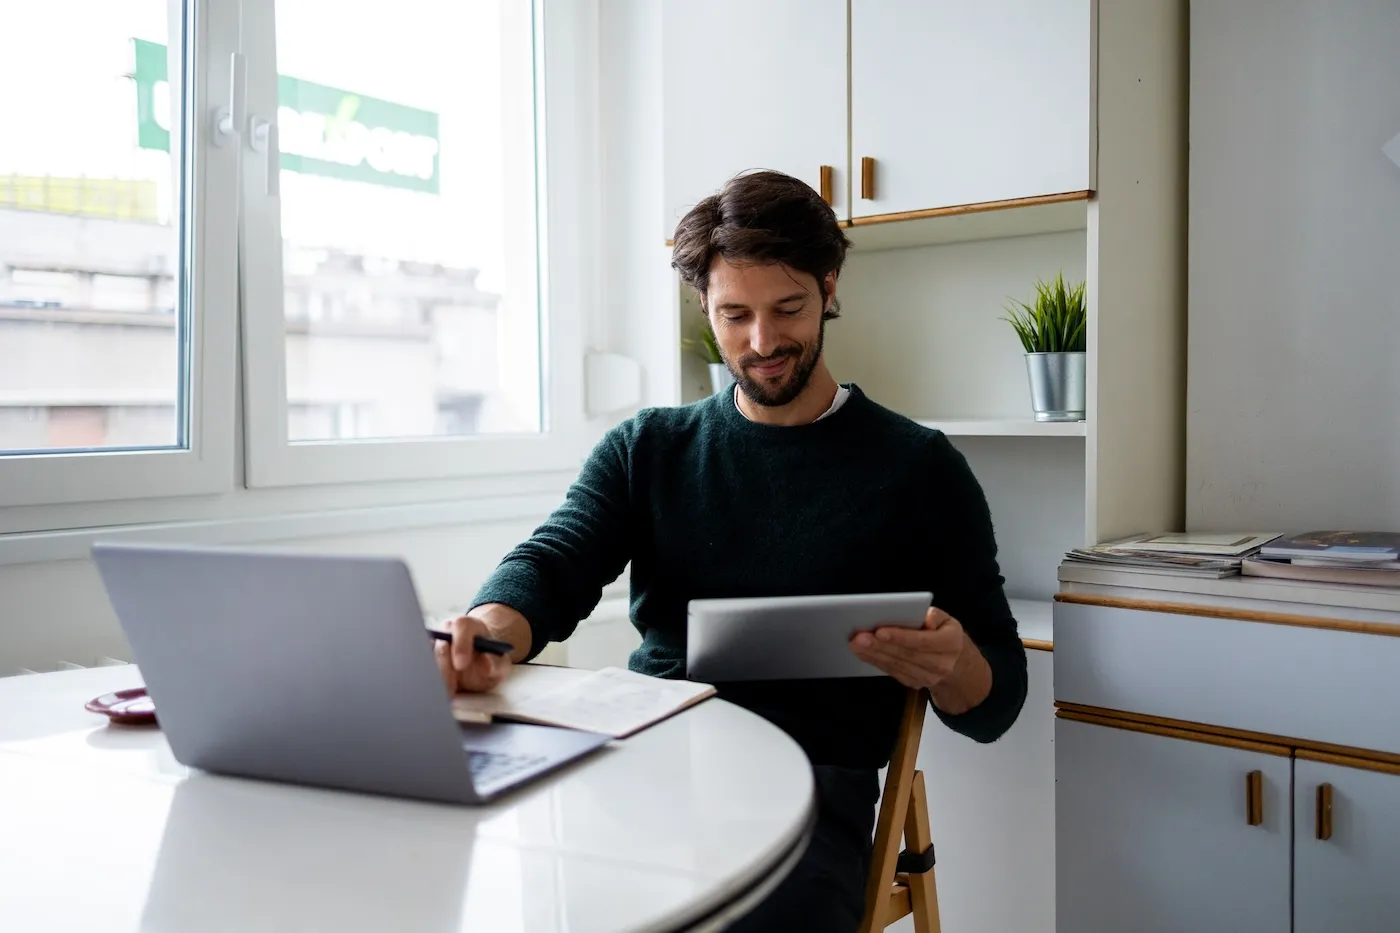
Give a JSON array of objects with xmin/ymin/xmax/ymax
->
[{"xmin": 850, "ymin": 607, "xmax": 993, "ymax": 713}]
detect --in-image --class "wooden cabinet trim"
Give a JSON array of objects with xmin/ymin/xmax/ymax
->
[
  {"xmin": 1056, "ymin": 707, "xmax": 1292, "ymax": 757},
  {"xmin": 1054, "ymin": 592, "xmax": 1400, "ymax": 639},
  {"xmin": 1058, "ymin": 701, "xmax": 1400, "ymax": 770},
  {"xmin": 1297, "ymin": 748, "xmax": 1400, "ymax": 777},
  {"xmin": 667, "ymin": 188, "xmax": 1094, "ymax": 245},
  {"xmin": 1022, "ymin": 638, "xmax": 1053, "ymax": 652},
  {"xmin": 845, "ymin": 189, "xmax": 1091, "ymax": 227}
]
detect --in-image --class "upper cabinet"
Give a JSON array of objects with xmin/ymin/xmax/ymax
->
[
  {"xmin": 660, "ymin": 0, "xmax": 1095, "ymax": 237},
  {"xmin": 849, "ymin": 0, "xmax": 1094, "ymax": 219},
  {"xmin": 660, "ymin": 0, "xmax": 849, "ymax": 239}
]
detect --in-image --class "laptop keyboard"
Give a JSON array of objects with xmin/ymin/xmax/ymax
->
[{"xmin": 466, "ymin": 748, "xmax": 550, "ymax": 786}]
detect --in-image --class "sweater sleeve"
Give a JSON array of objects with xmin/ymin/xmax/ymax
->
[
  {"xmin": 925, "ymin": 433, "xmax": 1029, "ymax": 743},
  {"xmin": 470, "ymin": 423, "xmax": 634, "ymax": 661}
]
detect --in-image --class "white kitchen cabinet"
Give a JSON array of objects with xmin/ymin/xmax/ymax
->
[
  {"xmin": 1293, "ymin": 754, "xmax": 1400, "ymax": 933},
  {"xmin": 1055, "ymin": 715, "xmax": 1292, "ymax": 933},
  {"xmin": 660, "ymin": 0, "xmax": 848, "ymax": 238},
  {"xmin": 849, "ymin": 0, "xmax": 1093, "ymax": 219}
]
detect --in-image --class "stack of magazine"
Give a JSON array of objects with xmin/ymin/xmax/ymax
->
[
  {"xmin": 1241, "ymin": 531, "xmax": 1400, "ymax": 587},
  {"xmin": 1064, "ymin": 532, "xmax": 1283, "ymax": 579}
]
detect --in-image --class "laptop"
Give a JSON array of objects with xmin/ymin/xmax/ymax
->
[{"xmin": 90, "ymin": 541, "xmax": 610, "ymax": 805}]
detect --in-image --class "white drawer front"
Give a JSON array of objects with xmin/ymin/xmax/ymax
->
[{"xmin": 1053, "ymin": 601, "xmax": 1400, "ymax": 757}]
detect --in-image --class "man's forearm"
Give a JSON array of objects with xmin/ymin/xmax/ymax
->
[
  {"xmin": 473, "ymin": 603, "xmax": 534, "ymax": 663},
  {"xmin": 929, "ymin": 632, "xmax": 993, "ymax": 715}
]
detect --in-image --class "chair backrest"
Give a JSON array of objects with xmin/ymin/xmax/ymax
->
[{"xmin": 858, "ymin": 687, "xmax": 941, "ymax": 933}]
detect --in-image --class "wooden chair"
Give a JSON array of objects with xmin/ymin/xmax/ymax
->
[{"xmin": 858, "ymin": 687, "xmax": 941, "ymax": 932}]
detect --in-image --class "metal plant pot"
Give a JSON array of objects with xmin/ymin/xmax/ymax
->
[
  {"xmin": 1024, "ymin": 351, "xmax": 1086, "ymax": 422},
  {"xmin": 708, "ymin": 362, "xmax": 735, "ymax": 395}
]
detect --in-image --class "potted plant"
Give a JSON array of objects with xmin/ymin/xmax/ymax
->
[
  {"xmin": 1002, "ymin": 271, "xmax": 1087, "ymax": 422},
  {"xmin": 682, "ymin": 322, "xmax": 734, "ymax": 395}
]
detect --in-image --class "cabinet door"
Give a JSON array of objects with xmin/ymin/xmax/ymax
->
[
  {"xmin": 849, "ymin": 0, "xmax": 1092, "ymax": 218},
  {"xmin": 660, "ymin": 0, "xmax": 848, "ymax": 238},
  {"xmin": 1056, "ymin": 716, "xmax": 1291, "ymax": 933},
  {"xmin": 1294, "ymin": 756, "xmax": 1400, "ymax": 933}
]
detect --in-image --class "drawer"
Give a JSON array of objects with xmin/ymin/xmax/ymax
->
[{"xmin": 1053, "ymin": 600, "xmax": 1400, "ymax": 757}]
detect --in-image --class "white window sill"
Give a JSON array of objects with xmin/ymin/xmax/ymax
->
[{"xmin": 0, "ymin": 491, "xmax": 565, "ymax": 567}]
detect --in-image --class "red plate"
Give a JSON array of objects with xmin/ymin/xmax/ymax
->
[{"xmin": 85, "ymin": 687, "xmax": 157, "ymax": 725}]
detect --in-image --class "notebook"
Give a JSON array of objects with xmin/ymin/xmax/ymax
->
[{"xmin": 451, "ymin": 665, "xmax": 715, "ymax": 739}]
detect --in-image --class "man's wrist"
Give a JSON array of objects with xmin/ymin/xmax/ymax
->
[
  {"xmin": 929, "ymin": 631, "xmax": 993, "ymax": 715},
  {"xmin": 471, "ymin": 602, "xmax": 533, "ymax": 662}
]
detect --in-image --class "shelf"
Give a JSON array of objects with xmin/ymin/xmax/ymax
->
[
  {"xmin": 915, "ymin": 419, "xmax": 1086, "ymax": 437},
  {"xmin": 844, "ymin": 196, "xmax": 1087, "ymax": 252}
]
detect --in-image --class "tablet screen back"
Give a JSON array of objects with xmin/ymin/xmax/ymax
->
[{"xmin": 685, "ymin": 591, "xmax": 932, "ymax": 681}]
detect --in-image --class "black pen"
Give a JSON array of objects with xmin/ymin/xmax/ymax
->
[{"xmin": 428, "ymin": 628, "xmax": 515, "ymax": 657}]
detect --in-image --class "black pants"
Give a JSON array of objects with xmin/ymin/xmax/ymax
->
[{"xmin": 725, "ymin": 765, "xmax": 880, "ymax": 933}]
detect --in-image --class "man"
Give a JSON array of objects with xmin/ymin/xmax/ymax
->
[{"xmin": 437, "ymin": 169, "xmax": 1027, "ymax": 931}]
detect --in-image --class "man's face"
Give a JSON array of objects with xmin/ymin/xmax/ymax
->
[{"xmin": 705, "ymin": 259, "xmax": 834, "ymax": 408}]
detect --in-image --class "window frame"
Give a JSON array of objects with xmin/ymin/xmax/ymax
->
[
  {"xmin": 0, "ymin": 0, "xmax": 239, "ymax": 509},
  {"xmin": 236, "ymin": 0, "xmax": 595, "ymax": 489}
]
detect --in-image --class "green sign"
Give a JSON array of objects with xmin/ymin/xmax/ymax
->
[
  {"xmin": 132, "ymin": 39, "xmax": 440, "ymax": 194},
  {"xmin": 132, "ymin": 38, "xmax": 171, "ymax": 153}
]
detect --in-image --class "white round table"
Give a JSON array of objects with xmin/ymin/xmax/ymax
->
[{"xmin": 0, "ymin": 666, "xmax": 815, "ymax": 932}]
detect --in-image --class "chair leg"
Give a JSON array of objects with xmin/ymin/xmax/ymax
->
[
  {"xmin": 858, "ymin": 689, "xmax": 928, "ymax": 933},
  {"xmin": 904, "ymin": 771, "xmax": 941, "ymax": 933}
]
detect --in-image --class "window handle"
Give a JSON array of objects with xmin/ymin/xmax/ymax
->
[
  {"xmin": 251, "ymin": 117, "xmax": 279, "ymax": 198},
  {"xmin": 213, "ymin": 52, "xmax": 246, "ymax": 147}
]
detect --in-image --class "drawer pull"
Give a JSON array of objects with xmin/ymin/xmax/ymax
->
[
  {"xmin": 860, "ymin": 156, "xmax": 876, "ymax": 200},
  {"xmin": 819, "ymin": 165, "xmax": 833, "ymax": 205},
  {"xmin": 1316, "ymin": 783, "xmax": 1333, "ymax": 841},
  {"xmin": 1245, "ymin": 770, "xmax": 1263, "ymax": 826}
]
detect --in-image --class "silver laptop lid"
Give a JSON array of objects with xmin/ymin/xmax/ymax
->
[{"xmin": 91, "ymin": 541, "xmax": 482, "ymax": 804}]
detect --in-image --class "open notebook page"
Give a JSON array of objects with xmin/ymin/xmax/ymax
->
[{"xmin": 452, "ymin": 665, "xmax": 715, "ymax": 738}]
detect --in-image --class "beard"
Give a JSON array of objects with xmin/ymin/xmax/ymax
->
[{"xmin": 724, "ymin": 318, "xmax": 825, "ymax": 408}]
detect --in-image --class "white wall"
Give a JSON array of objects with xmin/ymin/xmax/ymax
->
[
  {"xmin": 827, "ymin": 231, "xmax": 1089, "ymax": 421},
  {"xmin": 955, "ymin": 437, "xmax": 1085, "ymax": 601},
  {"xmin": 1187, "ymin": 0, "xmax": 1400, "ymax": 530},
  {"xmin": 598, "ymin": 0, "xmax": 679, "ymax": 410},
  {"xmin": 0, "ymin": 518, "xmax": 613, "ymax": 675},
  {"xmin": 827, "ymin": 232, "xmax": 1090, "ymax": 599}
]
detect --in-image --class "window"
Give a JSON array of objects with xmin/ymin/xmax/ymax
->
[
  {"xmin": 0, "ymin": 0, "xmax": 592, "ymax": 515},
  {"xmin": 0, "ymin": 0, "xmax": 238, "ymax": 507},
  {"xmin": 239, "ymin": 0, "xmax": 590, "ymax": 487}
]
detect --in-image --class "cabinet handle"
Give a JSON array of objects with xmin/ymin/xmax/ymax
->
[
  {"xmin": 1315, "ymin": 783, "xmax": 1333, "ymax": 841},
  {"xmin": 819, "ymin": 165, "xmax": 833, "ymax": 205},
  {"xmin": 1245, "ymin": 770, "xmax": 1263, "ymax": 826},
  {"xmin": 860, "ymin": 156, "xmax": 876, "ymax": 200}
]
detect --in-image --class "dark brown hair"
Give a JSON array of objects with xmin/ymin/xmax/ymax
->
[{"xmin": 670, "ymin": 170, "xmax": 853, "ymax": 320}]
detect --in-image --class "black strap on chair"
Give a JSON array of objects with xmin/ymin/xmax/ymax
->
[{"xmin": 896, "ymin": 843, "xmax": 936, "ymax": 875}]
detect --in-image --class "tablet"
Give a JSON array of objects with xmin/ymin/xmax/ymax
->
[{"xmin": 685, "ymin": 591, "xmax": 932, "ymax": 681}]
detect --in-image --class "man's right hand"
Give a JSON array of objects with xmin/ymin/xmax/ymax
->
[{"xmin": 434, "ymin": 603, "xmax": 532, "ymax": 695}]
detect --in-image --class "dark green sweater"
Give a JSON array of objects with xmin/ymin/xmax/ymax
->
[{"xmin": 472, "ymin": 384, "xmax": 1028, "ymax": 769}]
